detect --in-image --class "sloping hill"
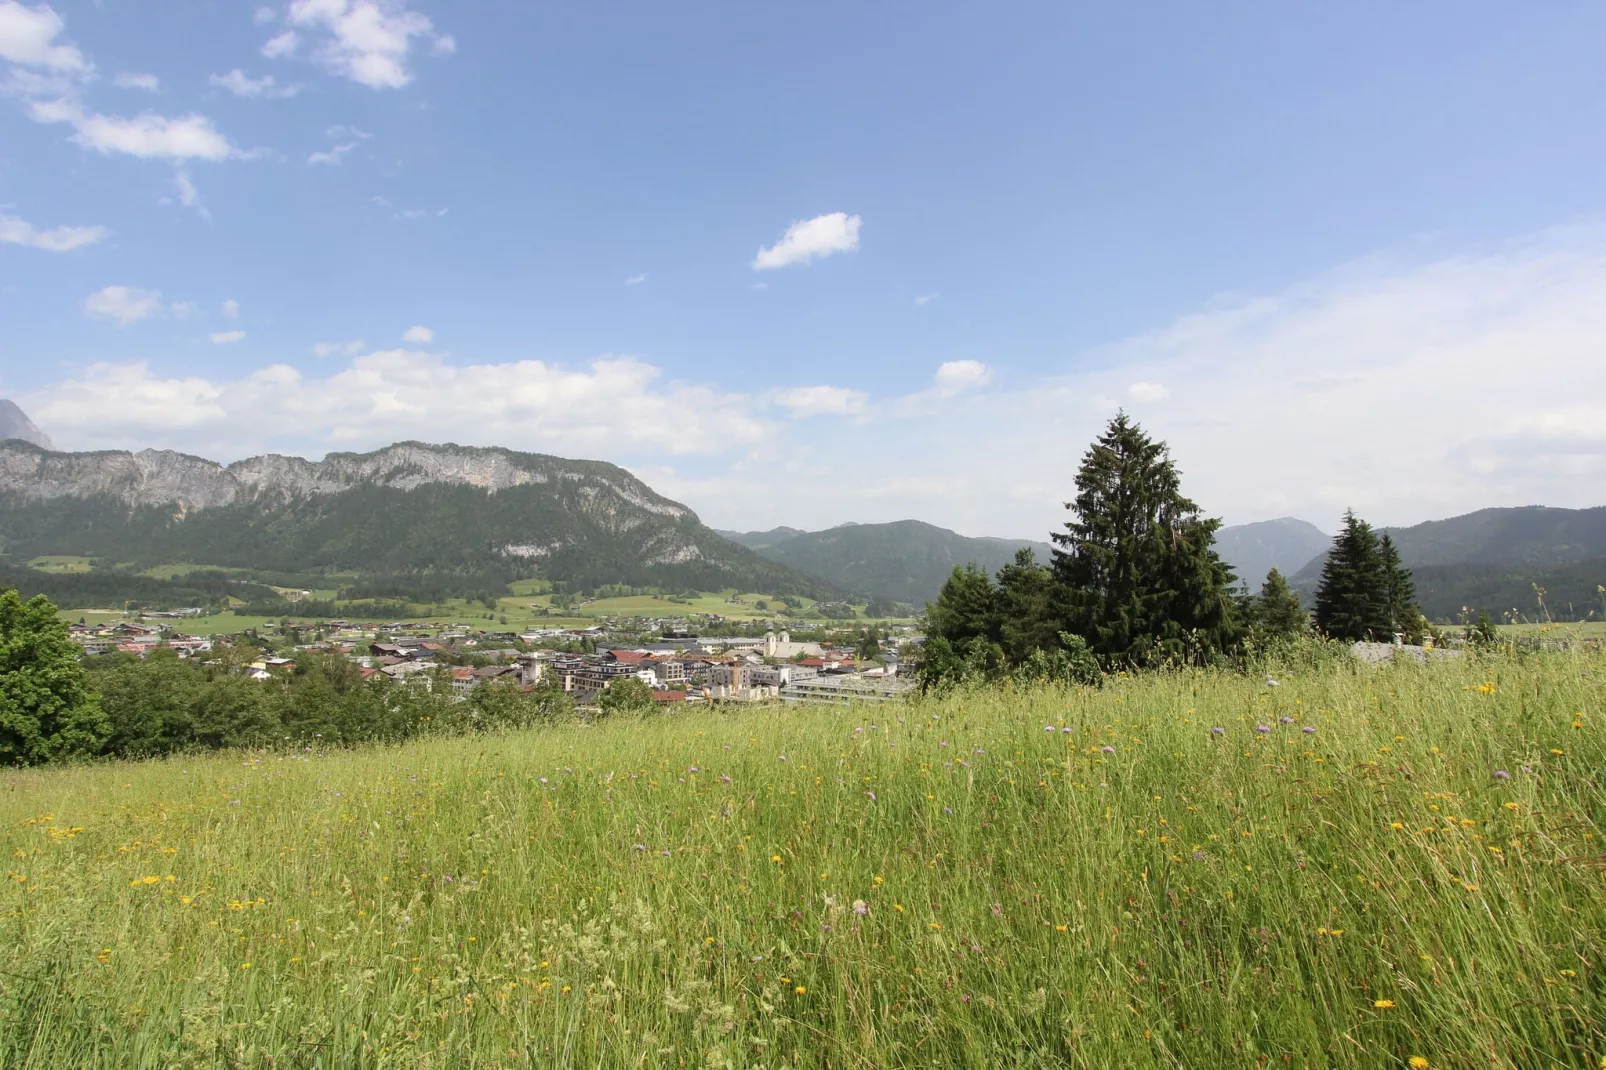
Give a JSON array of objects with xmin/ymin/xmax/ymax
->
[
  {"xmin": 1288, "ymin": 505, "xmax": 1606, "ymax": 620},
  {"xmin": 0, "ymin": 441, "xmax": 834, "ymax": 596},
  {"xmin": 1214, "ymin": 518, "xmax": 1330, "ymax": 588},
  {"xmin": 725, "ymin": 520, "xmax": 1055, "ymax": 604}
]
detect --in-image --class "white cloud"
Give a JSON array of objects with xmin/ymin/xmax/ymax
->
[
  {"xmin": 752, "ymin": 212, "xmax": 861, "ymax": 270},
  {"xmin": 313, "ymin": 339, "xmax": 365, "ymax": 357},
  {"xmin": 209, "ymin": 330, "xmax": 246, "ymax": 344},
  {"xmin": 254, "ymin": 6, "xmax": 278, "ymax": 24},
  {"xmin": 276, "ymin": 0, "xmax": 454, "ymax": 90},
  {"xmin": 0, "ymin": 1, "xmax": 89, "ymax": 73},
  {"xmin": 624, "ymin": 273, "xmax": 647, "ymax": 286},
  {"xmin": 770, "ymin": 385, "xmax": 869, "ymax": 418},
  {"xmin": 0, "ymin": 211, "xmax": 106, "ymax": 252},
  {"xmin": 308, "ymin": 141, "xmax": 358, "ymax": 165},
  {"xmin": 112, "ymin": 71, "xmax": 159, "ymax": 91},
  {"xmin": 82, "ymin": 285, "xmax": 168, "ymax": 325},
  {"xmin": 1128, "ymin": 381, "xmax": 1169, "ymax": 402},
  {"xmin": 222, "ymin": 299, "xmax": 240, "ymax": 318},
  {"xmin": 261, "ymin": 30, "xmax": 298, "ymax": 58},
  {"xmin": 29, "ymin": 352, "xmax": 774, "ymax": 458},
  {"xmin": 210, "ymin": 68, "xmax": 300, "ymax": 99},
  {"xmin": 31, "ymin": 98, "xmax": 241, "ymax": 160},
  {"xmin": 914, "ymin": 293, "xmax": 938, "ymax": 306},
  {"xmin": 169, "ymin": 168, "xmax": 208, "ymax": 216},
  {"xmin": 933, "ymin": 360, "xmax": 992, "ymax": 395},
  {"xmin": 401, "ymin": 325, "xmax": 432, "ymax": 344}
]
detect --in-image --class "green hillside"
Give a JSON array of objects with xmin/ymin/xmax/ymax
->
[{"xmin": 729, "ymin": 520, "xmax": 1055, "ymax": 604}]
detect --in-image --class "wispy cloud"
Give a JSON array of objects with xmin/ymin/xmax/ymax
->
[
  {"xmin": 914, "ymin": 292, "xmax": 938, "ymax": 306},
  {"xmin": 112, "ymin": 71, "xmax": 159, "ymax": 91},
  {"xmin": 0, "ymin": 211, "xmax": 106, "ymax": 252},
  {"xmin": 209, "ymin": 330, "xmax": 246, "ymax": 344},
  {"xmin": 312, "ymin": 339, "xmax": 365, "ymax": 358},
  {"xmin": 402, "ymin": 325, "xmax": 433, "ymax": 344},
  {"xmin": 753, "ymin": 212, "xmax": 861, "ymax": 270},
  {"xmin": 82, "ymin": 285, "xmax": 170, "ymax": 325},
  {"xmin": 625, "ymin": 272, "xmax": 647, "ymax": 286},
  {"xmin": 267, "ymin": 0, "xmax": 454, "ymax": 90},
  {"xmin": 209, "ymin": 68, "xmax": 300, "ymax": 99}
]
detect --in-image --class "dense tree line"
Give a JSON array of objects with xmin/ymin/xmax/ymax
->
[{"xmin": 919, "ymin": 415, "xmax": 1400, "ymax": 687}]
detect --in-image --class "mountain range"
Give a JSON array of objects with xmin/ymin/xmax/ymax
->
[
  {"xmin": 0, "ymin": 438, "xmax": 832, "ymax": 598},
  {"xmin": 2, "ymin": 399, "xmax": 1602, "ymax": 620}
]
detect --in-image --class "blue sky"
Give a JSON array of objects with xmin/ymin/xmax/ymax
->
[{"xmin": 4, "ymin": 1, "xmax": 1606, "ymax": 539}]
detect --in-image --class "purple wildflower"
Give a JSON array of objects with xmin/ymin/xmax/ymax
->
[
  {"xmin": 866, "ymin": 791, "xmax": 877, "ymax": 802},
  {"xmin": 1279, "ymin": 716, "xmax": 1294, "ymax": 725},
  {"xmin": 688, "ymin": 766, "xmax": 700, "ymax": 774},
  {"xmin": 719, "ymin": 775, "xmax": 732, "ymax": 784},
  {"xmin": 1101, "ymin": 745, "xmax": 1115, "ymax": 754},
  {"xmin": 1301, "ymin": 726, "xmax": 1316, "ymax": 734},
  {"xmin": 1255, "ymin": 725, "xmax": 1271, "ymax": 734},
  {"xmin": 633, "ymin": 843, "xmax": 646, "ymax": 852},
  {"xmin": 944, "ymin": 807, "xmax": 954, "ymax": 815},
  {"xmin": 1062, "ymin": 726, "xmax": 1073, "ymax": 734},
  {"xmin": 1211, "ymin": 726, "xmax": 1225, "ymax": 736},
  {"xmin": 1493, "ymin": 769, "xmax": 1511, "ymax": 780},
  {"xmin": 1045, "ymin": 725, "xmax": 1057, "ymax": 732}
]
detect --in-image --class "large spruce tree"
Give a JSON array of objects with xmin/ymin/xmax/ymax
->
[
  {"xmin": 1313, "ymin": 510, "xmax": 1392, "ymax": 640},
  {"xmin": 1051, "ymin": 413, "xmax": 1238, "ymax": 666}
]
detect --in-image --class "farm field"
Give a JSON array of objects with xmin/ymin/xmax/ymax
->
[{"xmin": 3, "ymin": 650, "xmax": 1603, "ymax": 1067}]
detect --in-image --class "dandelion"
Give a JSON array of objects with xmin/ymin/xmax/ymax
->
[
  {"xmin": 770, "ymin": 855, "xmax": 782, "ymax": 864},
  {"xmin": 1374, "ymin": 999, "xmax": 1395, "ymax": 1008},
  {"xmin": 794, "ymin": 986, "xmax": 806, "ymax": 995},
  {"xmin": 1409, "ymin": 1059, "xmax": 1430, "ymax": 1068},
  {"xmin": 241, "ymin": 962, "xmax": 252, "ymax": 970}
]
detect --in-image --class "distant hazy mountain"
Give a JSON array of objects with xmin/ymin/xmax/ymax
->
[
  {"xmin": 722, "ymin": 520, "xmax": 1056, "ymax": 604},
  {"xmin": 1213, "ymin": 517, "xmax": 1330, "ymax": 588},
  {"xmin": 1288, "ymin": 505, "xmax": 1606, "ymax": 620},
  {"xmin": 717, "ymin": 526, "xmax": 808, "ymax": 550},
  {"xmin": 0, "ymin": 400, "xmax": 52, "ymax": 450},
  {"xmin": 0, "ymin": 440, "xmax": 834, "ymax": 596}
]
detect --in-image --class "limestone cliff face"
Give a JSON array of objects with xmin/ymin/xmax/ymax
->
[
  {"xmin": 0, "ymin": 440, "xmax": 690, "ymax": 518},
  {"xmin": 0, "ymin": 440, "xmax": 827, "ymax": 589}
]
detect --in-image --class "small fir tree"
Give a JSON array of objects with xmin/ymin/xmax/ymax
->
[
  {"xmin": 1255, "ymin": 568, "xmax": 1307, "ymax": 640},
  {"xmin": 1051, "ymin": 413, "xmax": 1238, "ymax": 666},
  {"xmin": 995, "ymin": 547, "xmax": 1060, "ymax": 664},
  {"xmin": 1378, "ymin": 533, "xmax": 1422, "ymax": 642},
  {"xmin": 1313, "ymin": 510, "xmax": 1392, "ymax": 641}
]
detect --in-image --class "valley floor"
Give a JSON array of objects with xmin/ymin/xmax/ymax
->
[{"xmin": 2, "ymin": 652, "xmax": 1603, "ymax": 1067}]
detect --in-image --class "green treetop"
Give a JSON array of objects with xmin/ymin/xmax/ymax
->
[{"xmin": 1051, "ymin": 413, "xmax": 1239, "ymax": 666}]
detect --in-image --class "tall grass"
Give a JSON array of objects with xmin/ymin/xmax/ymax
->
[{"xmin": 2, "ymin": 650, "xmax": 1603, "ymax": 1068}]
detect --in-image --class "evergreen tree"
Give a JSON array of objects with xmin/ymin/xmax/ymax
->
[
  {"xmin": 995, "ymin": 547, "xmax": 1060, "ymax": 663},
  {"xmin": 1255, "ymin": 568, "xmax": 1307, "ymax": 640},
  {"xmin": 1378, "ymin": 533, "xmax": 1422, "ymax": 642},
  {"xmin": 924, "ymin": 564, "xmax": 1000, "ymax": 649},
  {"xmin": 1051, "ymin": 413, "xmax": 1239, "ymax": 666},
  {"xmin": 0, "ymin": 587, "xmax": 107, "ymax": 764},
  {"xmin": 1313, "ymin": 510, "xmax": 1391, "ymax": 640}
]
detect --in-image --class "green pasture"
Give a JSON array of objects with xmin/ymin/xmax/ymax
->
[{"xmin": 2, "ymin": 650, "xmax": 1603, "ymax": 1066}]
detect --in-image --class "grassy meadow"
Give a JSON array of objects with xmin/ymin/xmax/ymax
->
[{"xmin": 2, "ymin": 650, "xmax": 1604, "ymax": 1068}]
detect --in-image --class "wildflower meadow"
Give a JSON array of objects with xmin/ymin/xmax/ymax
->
[{"xmin": 2, "ymin": 648, "xmax": 1603, "ymax": 1068}]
